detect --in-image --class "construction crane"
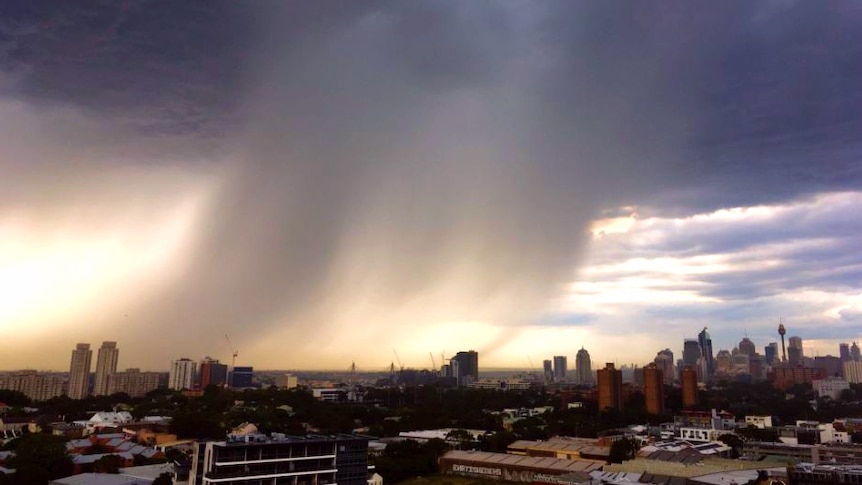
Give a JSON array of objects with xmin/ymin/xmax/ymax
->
[
  {"xmin": 429, "ymin": 352, "xmax": 437, "ymax": 371},
  {"xmin": 392, "ymin": 349, "xmax": 404, "ymax": 372},
  {"xmin": 225, "ymin": 334, "xmax": 239, "ymax": 368}
]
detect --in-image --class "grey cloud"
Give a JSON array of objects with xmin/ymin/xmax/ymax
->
[{"xmin": 2, "ymin": 1, "xmax": 861, "ymax": 367}]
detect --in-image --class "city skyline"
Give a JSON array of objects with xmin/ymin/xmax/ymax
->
[{"xmin": 1, "ymin": 3, "xmax": 861, "ymax": 370}]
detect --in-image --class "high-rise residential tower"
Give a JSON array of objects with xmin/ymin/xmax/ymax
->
[
  {"xmin": 68, "ymin": 343, "xmax": 92, "ymax": 399},
  {"xmin": 200, "ymin": 357, "xmax": 228, "ymax": 388},
  {"xmin": 643, "ymin": 363, "xmax": 665, "ymax": 415},
  {"xmin": 681, "ymin": 365, "xmax": 699, "ymax": 408},
  {"xmin": 93, "ymin": 341, "xmax": 119, "ymax": 396},
  {"xmin": 597, "ymin": 363, "xmax": 622, "ymax": 411},
  {"xmin": 698, "ymin": 328, "xmax": 714, "ymax": 379},
  {"xmin": 575, "ymin": 347, "xmax": 592, "ymax": 386},
  {"xmin": 553, "ymin": 355, "xmax": 567, "ymax": 381},
  {"xmin": 542, "ymin": 360, "xmax": 553, "ymax": 383},
  {"xmin": 169, "ymin": 358, "xmax": 197, "ymax": 390}
]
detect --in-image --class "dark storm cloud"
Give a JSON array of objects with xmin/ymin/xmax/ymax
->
[
  {"xmin": 0, "ymin": 0, "xmax": 253, "ymax": 140},
  {"xmin": 2, "ymin": 1, "xmax": 861, "ymax": 367}
]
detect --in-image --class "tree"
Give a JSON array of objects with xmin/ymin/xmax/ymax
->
[
  {"xmin": 152, "ymin": 472, "xmax": 174, "ymax": 485},
  {"xmin": 6, "ymin": 433, "xmax": 73, "ymax": 480},
  {"xmin": 608, "ymin": 438, "xmax": 639, "ymax": 464},
  {"xmin": 92, "ymin": 454, "xmax": 124, "ymax": 474},
  {"xmin": 718, "ymin": 433, "xmax": 744, "ymax": 459}
]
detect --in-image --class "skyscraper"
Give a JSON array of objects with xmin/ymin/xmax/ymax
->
[
  {"xmin": 765, "ymin": 343, "xmax": 779, "ymax": 365},
  {"xmin": 839, "ymin": 343, "xmax": 851, "ymax": 362},
  {"xmin": 575, "ymin": 347, "xmax": 592, "ymax": 386},
  {"xmin": 553, "ymin": 355, "xmax": 567, "ymax": 381},
  {"xmin": 681, "ymin": 365, "xmax": 698, "ymax": 408},
  {"xmin": 542, "ymin": 360, "xmax": 553, "ymax": 383},
  {"xmin": 698, "ymin": 328, "xmax": 714, "ymax": 379},
  {"xmin": 682, "ymin": 339, "xmax": 701, "ymax": 374},
  {"xmin": 738, "ymin": 337, "xmax": 756, "ymax": 356},
  {"xmin": 852, "ymin": 342, "xmax": 861, "ymax": 362},
  {"xmin": 597, "ymin": 363, "xmax": 622, "ymax": 411},
  {"xmin": 93, "ymin": 341, "xmax": 119, "ymax": 396},
  {"xmin": 643, "ymin": 363, "xmax": 664, "ymax": 415},
  {"xmin": 68, "ymin": 343, "xmax": 92, "ymax": 399},
  {"xmin": 450, "ymin": 350, "xmax": 479, "ymax": 386},
  {"xmin": 169, "ymin": 358, "xmax": 197, "ymax": 390},
  {"xmin": 788, "ymin": 336, "xmax": 803, "ymax": 365},
  {"xmin": 654, "ymin": 349, "xmax": 675, "ymax": 385}
]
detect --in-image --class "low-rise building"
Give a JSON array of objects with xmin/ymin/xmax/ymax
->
[
  {"xmin": 744, "ymin": 415, "xmax": 774, "ymax": 429},
  {"xmin": 506, "ymin": 437, "xmax": 609, "ymax": 462},
  {"xmin": 440, "ymin": 450, "xmax": 602, "ymax": 483},
  {"xmin": 813, "ymin": 376, "xmax": 850, "ymax": 400},
  {"xmin": 189, "ymin": 430, "xmax": 370, "ymax": 485}
]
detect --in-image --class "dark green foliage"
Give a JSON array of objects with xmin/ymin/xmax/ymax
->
[
  {"xmin": 372, "ymin": 439, "xmax": 450, "ymax": 484},
  {"xmin": 92, "ymin": 454, "xmax": 123, "ymax": 474},
  {"xmin": 608, "ymin": 437, "xmax": 639, "ymax": 464},
  {"xmin": 478, "ymin": 430, "xmax": 517, "ymax": 452},
  {"xmin": 152, "ymin": 472, "xmax": 174, "ymax": 485},
  {"xmin": 736, "ymin": 425, "xmax": 779, "ymax": 443},
  {"xmin": 0, "ymin": 390, "xmax": 31, "ymax": 408},
  {"xmin": 5, "ymin": 433, "xmax": 73, "ymax": 482},
  {"xmin": 717, "ymin": 433, "xmax": 744, "ymax": 459}
]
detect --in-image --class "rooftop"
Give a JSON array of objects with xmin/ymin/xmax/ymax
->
[{"xmin": 442, "ymin": 450, "xmax": 604, "ymax": 474}]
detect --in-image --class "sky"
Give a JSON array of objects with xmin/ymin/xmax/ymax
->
[{"xmin": 0, "ymin": 1, "xmax": 860, "ymax": 372}]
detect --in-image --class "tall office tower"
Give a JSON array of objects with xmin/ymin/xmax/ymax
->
[
  {"xmin": 169, "ymin": 358, "xmax": 197, "ymax": 390},
  {"xmin": 68, "ymin": 343, "xmax": 92, "ymax": 399},
  {"xmin": 852, "ymin": 342, "xmax": 861, "ymax": 361},
  {"xmin": 681, "ymin": 365, "xmax": 699, "ymax": 408},
  {"xmin": 643, "ymin": 363, "xmax": 665, "ymax": 415},
  {"xmin": 698, "ymin": 328, "xmax": 715, "ymax": 379},
  {"xmin": 200, "ymin": 357, "xmax": 228, "ymax": 388},
  {"xmin": 553, "ymin": 356, "xmax": 567, "ymax": 381},
  {"xmin": 682, "ymin": 339, "xmax": 701, "ymax": 374},
  {"xmin": 765, "ymin": 343, "xmax": 779, "ymax": 365},
  {"xmin": 654, "ymin": 349, "xmax": 675, "ymax": 385},
  {"xmin": 597, "ymin": 363, "xmax": 622, "ymax": 411},
  {"xmin": 715, "ymin": 350, "xmax": 732, "ymax": 374},
  {"xmin": 575, "ymin": 347, "xmax": 593, "ymax": 386},
  {"xmin": 449, "ymin": 351, "xmax": 479, "ymax": 386},
  {"xmin": 93, "ymin": 341, "xmax": 119, "ymax": 396},
  {"xmin": 839, "ymin": 343, "xmax": 850, "ymax": 362},
  {"xmin": 788, "ymin": 336, "xmax": 803, "ymax": 365},
  {"xmin": 543, "ymin": 360, "xmax": 553, "ymax": 383},
  {"xmin": 738, "ymin": 337, "xmax": 756, "ymax": 356}
]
